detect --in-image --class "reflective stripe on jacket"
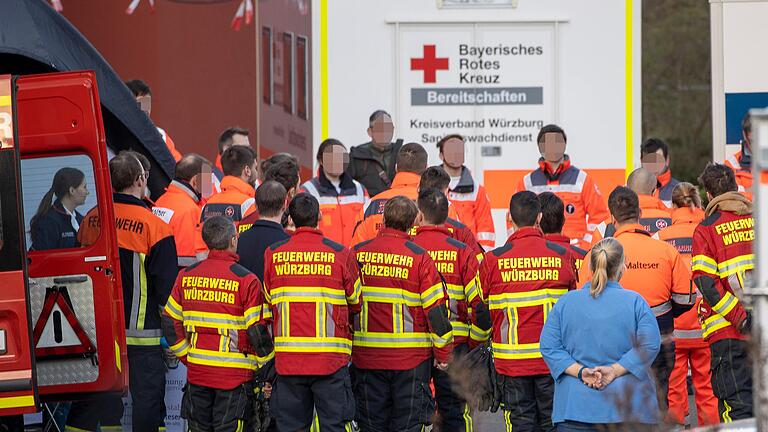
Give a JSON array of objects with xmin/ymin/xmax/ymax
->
[
  {"xmin": 153, "ymin": 180, "xmax": 206, "ymax": 266},
  {"xmin": 352, "ymin": 172, "xmax": 420, "ymax": 245},
  {"xmin": 201, "ymin": 176, "xmax": 256, "ymax": 231},
  {"xmin": 445, "ymin": 166, "xmax": 496, "ymax": 249},
  {"xmin": 301, "ymin": 171, "xmax": 369, "ymax": 247}
]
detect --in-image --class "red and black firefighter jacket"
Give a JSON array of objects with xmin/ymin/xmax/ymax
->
[
  {"xmin": 163, "ymin": 250, "xmax": 264, "ymax": 390},
  {"xmin": 114, "ymin": 193, "xmax": 179, "ymax": 347},
  {"xmin": 353, "ymin": 228, "xmax": 454, "ymax": 370},
  {"xmin": 259, "ymin": 227, "xmax": 363, "ymax": 376},
  {"xmin": 412, "ymin": 225, "xmax": 487, "ymax": 346},
  {"xmin": 544, "ymin": 233, "xmax": 587, "ymax": 279},
  {"xmin": 480, "ymin": 227, "xmax": 576, "ymax": 377},
  {"xmin": 692, "ymin": 192, "xmax": 754, "ymax": 344}
]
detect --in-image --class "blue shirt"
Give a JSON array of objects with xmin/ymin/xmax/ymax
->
[{"xmin": 540, "ymin": 281, "xmax": 661, "ymax": 425}]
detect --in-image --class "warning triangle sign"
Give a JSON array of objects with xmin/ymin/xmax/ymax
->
[{"xmin": 33, "ymin": 288, "xmax": 95, "ymax": 359}]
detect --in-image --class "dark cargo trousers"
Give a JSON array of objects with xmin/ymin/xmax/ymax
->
[{"xmin": 710, "ymin": 339, "xmax": 753, "ymax": 422}]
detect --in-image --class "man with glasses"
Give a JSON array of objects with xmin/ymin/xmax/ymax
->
[{"xmin": 348, "ymin": 110, "xmax": 403, "ymax": 197}]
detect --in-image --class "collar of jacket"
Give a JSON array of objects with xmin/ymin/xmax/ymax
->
[
  {"xmin": 448, "ymin": 165, "xmax": 475, "ymax": 193},
  {"xmin": 506, "ymin": 226, "xmax": 543, "ymax": 243},
  {"xmin": 317, "ymin": 167, "xmax": 356, "ymax": 192},
  {"xmin": 705, "ymin": 191, "xmax": 753, "ymax": 217},
  {"xmin": 415, "ymin": 225, "xmax": 452, "ymax": 237},
  {"xmin": 221, "ymin": 175, "xmax": 256, "ymax": 196},
  {"xmin": 350, "ymin": 142, "xmax": 396, "ymax": 161},
  {"xmin": 51, "ymin": 198, "xmax": 69, "ymax": 216},
  {"xmin": 537, "ymin": 155, "xmax": 572, "ymax": 181},
  {"xmin": 656, "ymin": 168, "xmax": 672, "ymax": 189},
  {"xmin": 293, "ymin": 227, "xmax": 324, "ymax": 237},
  {"xmin": 544, "ymin": 233, "xmax": 570, "ymax": 246},
  {"xmin": 391, "ymin": 172, "xmax": 421, "ymax": 189},
  {"xmin": 638, "ymin": 194, "xmax": 668, "ymax": 211},
  {"xmin": 378, "ymin": 227, "xmax": 410, "ymax": 239},
  {"xmin": 113, "ymin": 192, "xmax": 148, "ymax": 208},
  {"xmin": 207, "ymin": 249, "xmax": 239, "ymax": 262},
  {"xmin": 252, "ymin": 219, "xmax": 285, "ymax": 231},
  {"xmin": 170, "ymin": 179, "xmax": 201, "ymax": 203},
  {"xmin": 614, "ymin": 223, "xmax": 651, "ymax": 238},
  {"xmin": 671, "ymin": 207, "xmax": 704, "ymax": 225}
]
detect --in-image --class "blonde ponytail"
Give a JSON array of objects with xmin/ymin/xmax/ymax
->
[
  {"xmin": 671, "ymin": 182, "xmax": 702, "ymax": 209},
  {"xmin": 589, "ymin": 238, "xmax": 624, "ymax": 298}
]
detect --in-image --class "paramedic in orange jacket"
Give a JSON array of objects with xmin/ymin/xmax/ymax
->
[
  {"xmin": 591, "ymin": 168, "xmax": 672, "ymax": 244},
  {"xmin": 480, "ymin": 191, "xmax": 576, "ymax": 432},
  {"xmin": 654, "ymin": 183, "xmax": 719, "ymax": 426},
  {"xmin": 153, "ymin": 154, "xmax": 211, "ymax": 267},
  {"xmin": 255, "ymin": 193, "xmax": 362, "ymax": 431},
  {"xmin": 641, "ymin": 138, "xmax": 680, "ymax": 208},
  {"xmin": 201, "ymin": 145, "xmax": 258, "ymax": 229},
  {"xmin": 692, "ymin": 163, "xmax": 754, "ymax": 421},
  {"xmin": 723, "ymin": 114, "xmax": 753, "ymax": 200},
  {"xmin": 353, "ymin": 196, "xmax": 454, "ymax": 432},
  {"xmin": 352, "ymin": 142, "xmax": 426, "ymax": 244},
  {"xmin": 537, "ymin": 192, "xmax": 587, "ymax": 277},
  {"xmin": 162, "ymin": 216, "xmax": 263, "ymax": 432},
  {"xmin": 213, "ymin": 127, "xmax": 251, "ymax": 187},
  {"xmin": 126, "ymin": 79, "xmax": 182, "ymax": 161},
  {"xmin": 412, "ymin": 188, "xmax": 489, "ymax": 432},
  {"xmin": 437, "ymin": 134, "xmax": 495, "ymax": 249},
  {"xmin": 300, "ymin": 138, "xmax": 368, "ymax": 246},
  {"xmin": 580, "ymin": 186, "xmax": 694, "ymax": 415},
  {"xmin": 515, "ymin": 124, "xmax": 609, "ymax": 249}
]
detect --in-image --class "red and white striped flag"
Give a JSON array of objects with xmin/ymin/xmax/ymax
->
[
  {"xmin": 126, "ymin": 0, "xmax": 156, "ymax": 15},
  {"xmin": 49, "ymin": 0, "xmax": 63, "ymax": 12},
  {"xmin": 231, "ymin": 0, "xmax": 254, "ymax": 31}
]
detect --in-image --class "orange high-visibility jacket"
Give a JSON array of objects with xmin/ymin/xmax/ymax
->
[
  {"xmin": 515, "ymin": 156, "xmax": 609, "ymax": 249},
  {"xmin": 157, "ymin": 127, "xmax": 182, "ymax": 162},
  {"xmin": 692, "ymin": 192, "xmax": 754, "ymax": 344},
  {"xmin": 153, "ymin": 180, "xmax": 207, "ymax": 266},
  {"xmin": 201, "ymin": 176, "xmax": 256, "ymax": 231},
  {"xmin": 445, "ymin": 166, "xmax": 496, "ymax": 250},
  {"xmin": 480, "ymin": 227, "xmax": 576, "ymax": 377},
  {"xmin": 724, "ymin": 150, "xmax": 753, "ymax": 201},
  {"xmin": 300, "ymin": 171, "xmax": 369, "ymax": 247},
  {"xmin": 351, "ymin": 172, "xmax": 420, "ymax": 245},
  {"xmin": 590, "ymin": 194, "xmax": 672, "ymax": 245},
  {"xmin": 654, "ymin": 207, "xmax": 706, "ymax": 347},
  {"xmin": 580, "ymin": 223, "xmax": 694, "ymax": 335}
]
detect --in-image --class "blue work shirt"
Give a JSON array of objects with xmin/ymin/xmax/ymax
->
[{"xmin": 540, "ymin": 281, "xmax": 661, "ymax": 425}]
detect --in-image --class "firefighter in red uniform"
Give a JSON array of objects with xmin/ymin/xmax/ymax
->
[
  {"xmin": 692, "ymin": 163, "xmax": 754, "ymax": 421},
  {"xmin": 418, "ymin": 166, "xmax": 484, "ymax": 259},
  {"xmin": 201, "ymin": 145, "xmax": 258, "ymax": 230},
  {"xmin": 353, "ymin": 196, "xmax": 454, "ymax": 432},
  {"xmin": 162, "ymin": 216, "xmax": 264, "ymax": 431},
  {"xmin": 514, "ymin": 124, "xmax": 609, "ymax": 249},
  {"xmin": 436, "ymin": 134, "xmax": 496, "ymax": 250},
  {"xmin": 654, "ymin": 183, "xmax": 719, "ymax": 426},
  {"xmin": 591, "ymin": 168, "xmax": 672, "ymax": 244},
  {"xmin": 537, "ymin": 192, "xmax": 587, "ymax": 277},
  {"xmin": 723, "ymin": 114, "xmax": 753, "ymax": 200},
  {"xmin": 412, "ymin": 188, "xmax": 490, "ymax": 432},
  {"xmin": 252, "ymin": 193, "xmax": 362, "ymax": 431},
  {"xmin": 480, "ymin": 191, "xmax": 576, "ymax": 432},
  {"xmin": 67, "ymin": 151, "xmax": 179, "ymax": 432},
  {"xmin": 153, "ymin": 154, "xmax": 212, "ymax": 266}
]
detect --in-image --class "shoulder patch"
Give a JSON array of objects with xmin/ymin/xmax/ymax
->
[
  {"xmin": 183, "ymin": 261, "xmax": 202, "ymax": 272},
  {"xmin": 230, "ymin": 263, "xmax": 253, "ymax": 278},
  {"xmin": 269, "ymin": 238, "xmax": 290, "ymax": 251},
  {"xmin": 570, "ymin": 245, "xmax": 588, "ymax": 257},
  {"xmin": 446, "ymin": 217, "xmax": 467, "ymax": 228},
  {"xmin": 353, "ymin": 238, "xmax": 374, "ymax": 251},
  {"xmin": 405, "ymin": 241, "xmax": 426, "ymax": 255},
  {"xmin": 322, "ymin": 237, "xmax": 345, "ymax": 252},
  {"xmin": 492, "ymin": 243, "xmax": 513, "ymax": 257},
  {"xmin": 700, "ymin": 212, "xmax": 720, "ymax": 227},
  {"xmin": 445, "ymin": 237, "xmax": 467, "ymax": 249},
  {"xmin": 545, "ymin": 241, "xmax": 568, "ymax": 256}
]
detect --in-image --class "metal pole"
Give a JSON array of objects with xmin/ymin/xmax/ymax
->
[{"xmin": 749, "ymin": 108, "xmax": 768, "ymax": 431}]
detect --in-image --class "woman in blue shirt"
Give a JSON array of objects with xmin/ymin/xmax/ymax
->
[
  {"xmin": 30, "ymin": 167, "xmax": 88, "ymax": 251},
  {"xmin": 540, "ymin": 237, "xmax": 661, "ymax": 431}
]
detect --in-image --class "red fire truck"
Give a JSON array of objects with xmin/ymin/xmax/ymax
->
[{"xmin": 0, "ymin": 71, "xmax": 127, "ymax": 416}]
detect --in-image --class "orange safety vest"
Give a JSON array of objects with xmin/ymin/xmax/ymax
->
[
  {"xmin": 724, "ymin": 150, "xmax": 753, "ymax": 201},
  {"xmin": 351, "ymin": 171, "xmax": 420, "ymax": 245},
  {"xmin": 201, "ymin": 176, "xmax": 256, "ymax": 230},
  {"xmin": 300, "ymin": 171, "xmax": 369, "ymax": 247},
  {"xmin": 590, "ymin": 194, "xmax": 672, "ymax": 245},
  {"xmin": 445, "ymin": 166, "xmax": 495, "ymax": 249},
  {"xmin": 153, "ymin": 180, "xmax": 207, "ymax": 266}
]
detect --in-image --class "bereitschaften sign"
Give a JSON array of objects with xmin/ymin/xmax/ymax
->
[{"xmin": 398, "ymin": 24, "xmax": 555, "ymax": 164}]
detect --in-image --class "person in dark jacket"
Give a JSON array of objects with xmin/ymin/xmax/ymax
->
[
  {"xmin": 30, "ymin": 167, "xmax": 89, "ymax": 251},
  {"xmin": 347, "ymin": 110, "xmax": 403, "ymax": 197},
  {"xmin": 237, "ymin": 180, "xmax": 291, "ymax": 282}
]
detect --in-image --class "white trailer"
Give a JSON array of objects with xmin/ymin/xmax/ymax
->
[{"xmin": 311, "ymin": 0, "xmax": 641, "ymax": 246}]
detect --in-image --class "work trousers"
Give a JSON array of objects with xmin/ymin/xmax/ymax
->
[
  {"xmin": 710, "ymin": 338, "xmax": 753, "ymax": 422},
  {"xmin": 667, "ymin": 343, "xmax": 718, "ymax": 426},
  {"xmin": 650, "ymin": 339, "xmax": 675, "ymax": 415},
  {"xmin": 66, "ymin": 345, "xmax": 166, "ymax": 431},
  {"xmin": 497, "ymin": 373, "xmax": 554, "ymax": 432},
  {"xmin": 555, "ymin": 420, "xmax": 657, "ymax": 432},
  {"xmin": 353, "ymin": 359, "xmax": 434, "ymax": 432},
  {"xmin": 271, "ymin": 366, "xmax": 355, "ymax": 432},
  {"xmin": 183, "ymin": 383, "xmax": 253, "ymax": 432},
  {"xmin": 433, "ymin": 344, "xmax": 473, "ymax": 432}
]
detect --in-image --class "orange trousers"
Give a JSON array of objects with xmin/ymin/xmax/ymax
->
[{"xmin": 668, "ymin": 343, "xmax": 719, "ymax": 426}]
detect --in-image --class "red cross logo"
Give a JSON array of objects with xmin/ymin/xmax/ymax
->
[{"xmin": 410, "ymin": 45, "xmax": 449, "ymax": 84}]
